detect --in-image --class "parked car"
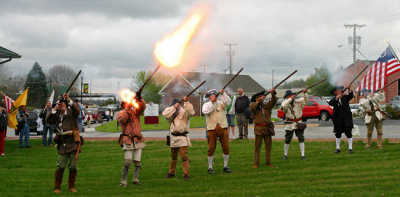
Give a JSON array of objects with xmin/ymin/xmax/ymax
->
[
  {"xmin": 349, "ymin": 104, "xmax": 361, "ymax": 114},
  {"xmin": 277, "ymin": 98, "xmax": 333, "ymax": 121},
  {"xmin": 322, "ymin": 96, "xmax": 334, "ymax": 103},
  {"xmin": 83, "ymin": 108, "xmax": 98, "ymax": 125},
  {"xmin": 27, "ymin": 111, "xmax": 41, "ymax": 135},
  {"xmin": 390, "ymin": 96, "xmax": 400, "ymax": 104},
  {"xmin": 98, "ymin": 107, "xmax": 107, "ymax": 119}
]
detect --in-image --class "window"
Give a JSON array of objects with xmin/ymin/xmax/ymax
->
[{"xmin": 307, "ymin": 100, "xmax": 316, "ymax": 106}]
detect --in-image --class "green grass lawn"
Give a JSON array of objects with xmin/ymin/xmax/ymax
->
[
  {"xmin": 1, "ymin": 139, "xmax": 400, "ymax": 196},
  {"xmin": 96, "ymin": 116, "xmax": 281, "ymax": 132}
]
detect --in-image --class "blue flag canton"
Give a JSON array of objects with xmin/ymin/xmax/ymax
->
[{"xmin": 377, "ymin": 47, "xmax": 395, "ymax": 62}]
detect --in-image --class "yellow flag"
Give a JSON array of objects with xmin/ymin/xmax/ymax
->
[{"xmin": 8, "ymin": 88, "xmax": 29, "ymax": 130}]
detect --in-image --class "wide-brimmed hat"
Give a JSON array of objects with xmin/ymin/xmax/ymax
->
[
  {"xmin": 360, "ymin": 88, "xmax": 371, "ymax": 95},
  {"xmin": 205, "ymin": 89, "xmax": 218, "ymax": 98},
  {"xmin": 251, "ymin": 91, "xmax": 265, "ymax": 102},
  {"xmin": 330, "ymin": 86, "xmax": 344, "ymax": 95},
  {"xmin": 170, "ymin": 99, "xmax": 180, "ymax": 106},
  {"xmin": 284, "ymin": 90, "xmax": 295, "ymax": 99}
]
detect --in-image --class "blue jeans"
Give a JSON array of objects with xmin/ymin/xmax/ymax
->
[
  {"xmin": 42, "ymin": 124, "xmax": 54, "ymax": 145},
  {"xmin": 19, "ymin": 123, "xmax": 30, "ymax": 147},
  {"xmin": 78, "ymin": 122, "xmax": 83, "ymax": 133}
]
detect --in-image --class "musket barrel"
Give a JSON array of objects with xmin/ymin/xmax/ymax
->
[
  {"xmin": 65, "ymin": 70, "xmax": 82, "ymax": 93},
  {"xmin": 343, "ymin": 65, "xmax": 369, "ymax": 92},
  {"xmin": 265, "ymin": 70, "xmax": 297, "ymax": 96},
  {"xmin": 137, "ymin": 64, "xmax": 162, "ymax": 94},
  {"xmin": 374, "ymin": 78, "xmax": 400, "ymax": 93},
  {"xmin": 295, "ymin": 78, "xmax": 327, "ymax": 95},
  {"xmin": 215, "ymin": 68, "xmax": 243, "ymax": 97}
]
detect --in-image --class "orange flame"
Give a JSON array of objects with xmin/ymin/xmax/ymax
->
[
  {"xmin": 154, "ymin": 6, "xmax": 209, "ymax": 68},
  {"xmin": 119, "ymin": 89, "xmax": 139, "ymax": 108}
]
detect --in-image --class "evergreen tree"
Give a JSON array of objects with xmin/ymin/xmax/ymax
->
[
  {"xmin": 306, "ymin": 66, "xmax": 334, "ymax": 96},
  {"xmin": 24, "ymin": 62, "xmax": 48, "ymax": 108}
]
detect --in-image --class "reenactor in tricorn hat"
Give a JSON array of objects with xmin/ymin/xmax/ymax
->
[
  {"xmin": 249, "ymin": 88, "xmax": 277, "ymax": 168},
  {"xmin": 46, "ymin": 93, "xmax": 82, "ymax": 193},
  {"xmin": 359, "ymin": 88, "xmax": 385, "ymax": 149},
  {"xmin": 202, "ymin": 89, "xmax": 232, "ymax": 174},
  {"xmin": 162, "ymin": 96, "xmax": 195, "ymax": 180},
  {"xmin": 328, "ymin": 85, "xmax": 354, "ymax": 154},
  {"xmin": 280, "ymin": 88, "xmax": 308, "ymax": 160}
]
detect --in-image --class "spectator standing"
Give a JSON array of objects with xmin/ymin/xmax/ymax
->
[
  {"xmin": 86, "ymin": 112, "xmax": 91, "ymax": 128},
  {"xmin": 17, "ymin": 105, "xmax": 31, "ymax": 148},
  {"xmin": 225, "ymin": 90, "xmax": 236, "ymax": 138},
  {"xmin": 0, "ymin": 105, "xmax": 8, "ymax": 155},
  {"xmin": 40, "ymin": 101, "xmax": 55, "ymax": 146},
  {"xmin": 105, "ymin": 109, "xmax": 110, "ymax": 122},
  {"xmin": 234, "ymin": 88, "xmax": 250, "ymax": 139}
]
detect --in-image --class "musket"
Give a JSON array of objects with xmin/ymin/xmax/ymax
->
[
  {"xmin": 215, "ymin": 68, "xmax": 243, "ymax": 97},
  {"xmin": 170, "ymin": 80, "xmax": 206, "ymax": 124},
  {"xmin": 265, "ymin": 70, "xmax": 297, "ymax": 96},
  {"xmin": 374, "ymin": 78, "xmax": 400, "ymax": 93},
  {"xmin": 295, "ymin": 78, "xmax": 327, "ymax": 96},
  {"xmin": 65, "ymin": 70, "xmax": 82, "ymax": 94},
  {"xmin": 342, "ymin": 65, "xmax": 369, "ymax": 93},
  {"xmin": 136, "ymin": 64, "xmax": 162, "ymax": 99}
]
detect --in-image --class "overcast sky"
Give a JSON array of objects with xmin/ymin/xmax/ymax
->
[{"xmin": 1, "ymin": 0, "xmax": 400, "ymax": 93}]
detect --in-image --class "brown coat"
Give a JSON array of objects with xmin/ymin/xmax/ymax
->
[
  {"xmin": 117, "ymin": 99, "xmax": 146, "ymax": 144},
  {"xmin": 46, "ymin": 101, "xmax": 81, "ymax": 155},
  {"xmin": 250, "ymin": 94, "xmax": 277, "ymax": 136}
]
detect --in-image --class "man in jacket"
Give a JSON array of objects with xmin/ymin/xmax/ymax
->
[
  {"xmin": 162, "ymin": 96, "xmax": 195, "ymax": 180},
  {"xmin": 46, "ymin": 93, "xmax": 82, "ymax": 193},
  {"xmin": 329, "ymin": 86, "xmax": 354, "ymax": 153},
  {"xmin": 202, "ymin": 89, "xmax": 231, "ymax": 174},
  {"xmin": 40, "ymin": 101, "xmax": 55, "ymax": 146},
  {"xmin": 117, "ymin": 97, "xmax": 146, "ymax": 187},
  {"xmin": 359, "ymin": 89, "xmax": 385, "ymax": 149},
  {"xmin": 17, "ymin": 105, "xmax": 31, "ymax": 148},
  {"xmin": 281, "ymin": 89, "xmax": 308, "ymax": 160},
  {"xmin": 249, "ymin": 89, "xmax": 277, "ymax": 168},
  {"xmin": 235, "ymin": 88, "xmax": 250, "ymax": 139}
]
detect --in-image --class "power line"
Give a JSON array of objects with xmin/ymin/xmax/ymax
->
[{"xmin": 344, "ymin": 23, "xmax": 366, "ymax": 79}]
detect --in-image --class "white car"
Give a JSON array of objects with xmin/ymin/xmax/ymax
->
[{"xmin": 349, "ymin": 104, "xmax": 362, "ymax": 114}]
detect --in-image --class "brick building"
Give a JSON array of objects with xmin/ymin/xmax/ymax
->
[
  {"xmin": 158, "ymin": 72, "xmax": 265, "ymax": 116},
  {"xmin": 338, "ymin": 60, "xmax": 400, "ymax": 103}
]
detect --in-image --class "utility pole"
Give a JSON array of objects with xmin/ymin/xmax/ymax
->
[
  {"xmin": 344, "ymin": 24, "xmax": 365, "ymax": 81},
  {"xmin": 225, "ymin": 43, "xmax": 237, "ymax": 74},
  {"xmin": 272, "ymin": 69, "xmax": 274, "ymax": 88},
  {"xmin": 80, "ymin": 76, "xmax": 83, "ymax": 104}
]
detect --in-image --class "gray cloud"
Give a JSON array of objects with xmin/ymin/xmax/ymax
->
[{"xmin": 1, "ymin": 0, "xmax": 400, "ymax": 92}]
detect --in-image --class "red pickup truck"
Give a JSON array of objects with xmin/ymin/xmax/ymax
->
[{"xmin": 277, "ymin": 98, "xmax": 333, "ymax": 121}]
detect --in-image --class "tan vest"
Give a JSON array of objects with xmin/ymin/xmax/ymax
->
[{"xmin": 205, "ymin": 101, "xmax": 228, "ymax": 130}]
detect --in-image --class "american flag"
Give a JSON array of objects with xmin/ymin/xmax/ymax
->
[
  {"xmin": 2, "ymin": 93, "xmax": 15, "ymax": 113},
  {"xmin": 357, "ymin": 46, "xmax": 400, "ymax": 92}
]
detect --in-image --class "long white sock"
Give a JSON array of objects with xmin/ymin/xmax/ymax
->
[
  {"xmin": 336, "ymin": 138, "xmax": 341, "ymax": 149},
  {"xmin": 223, "ymin": 154, "xmax": 229, "ymax": 167},
  {"xmin": 208, "ymin": 156, "xmax": 213, "ymax": 169},
  {"xmin": 284, "ymin": 144, "xmax": 290, "ymax": 156},
  {"xmin": 348, "ymin": 138, "xmax": 353, "ymax": 150},
  {"xmin": 299, "ymin": 142, "xmax": 305, "ymax": 156}
]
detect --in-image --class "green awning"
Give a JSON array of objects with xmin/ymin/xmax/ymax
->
[{"xmin": 0, "ymin": 46, "xmax": 21, "ymax": 58}]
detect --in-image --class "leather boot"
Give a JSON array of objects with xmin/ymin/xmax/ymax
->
[
  {"xmin": 120, "ymin": 159, "xmax": 131, "ymax": 187},
  {"xmin": 68, "ymin": 169, "xmax": 78, "ymax": 192},
  {"xmin": 54, "ymin": 169, "xmax": 64, "ymax": 193},
  {"xmin": 365, "ymin": 137, "xmax": 372, "ymax": 149},
  {"xmin": 182, "ymin": 160, "xmax": 190, "ymax": 179},
  {"xmin": 133, "ymin": 161, "xmax": 141, "ymax": 185},
  {"xmin": 377, "ymin": 134, "xmax": 383, "ymax": 149}
]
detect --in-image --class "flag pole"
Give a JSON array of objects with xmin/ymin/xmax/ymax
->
[{"xmin": 384, "ymin": 40, "xmax": 399, "ymax": 103}]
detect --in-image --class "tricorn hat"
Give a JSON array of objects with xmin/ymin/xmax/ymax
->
[
  {"xmin": 330, "ymin": 86, "xmax": 344, "ymax": 95},
  {"xmin": 59, "ymin": 99, "xmax": 69, "ymax": 107},
  {"xmin": 205, "ymin": 89, "xmax": 218, "ymax": 98},
  {"xmin": 284, "ymin": 90, "xmax": 295, "ymax": 99},
  {"xmin": 251, "ymin": 90, "xmax": 265, "ymax": 102}
]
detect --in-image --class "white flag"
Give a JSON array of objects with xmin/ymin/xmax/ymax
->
[{"xmin": 48, "ymin": 90, "xmax": 55, "ymax": 106}]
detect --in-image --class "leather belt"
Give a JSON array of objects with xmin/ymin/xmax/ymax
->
[
  {"xmin": 286, "ymin": 118, "xmax": 301, "ymax": 122},
  {"xmin": 255, "ymin": 123, "xmax": 267, "ymax": 127},
  {"xmin": 171, "ymin": 131, "xmax": 188, "ymax": 136}
]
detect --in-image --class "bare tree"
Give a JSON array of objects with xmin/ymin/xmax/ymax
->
[
  {"xmin": 48, "ymin": 65, "xmax": 80, "ymax": 94},
  {"xmin": 0, "ymin": 75, "xmax": 26, "ymax": 99}
]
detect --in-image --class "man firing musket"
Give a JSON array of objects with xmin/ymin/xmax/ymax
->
[
  {"xmin": 359, "ymin": 78, "xmax": 399, "ymax": 149},
  {"xmin": 46, "ymin": 70, "xmax": 82, "ymax": 193},
  {"xmin": 202, "ymin": 68, "xmax": 242, "ymax": 174},
  {"xmin": 250, "ymin": 70, "xmax": 297, "ymax": 168},
  {"xmin": 161, "ymin": 80, "xmax": 205, "ymax": 180}
]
